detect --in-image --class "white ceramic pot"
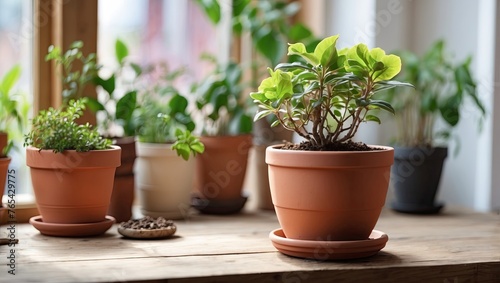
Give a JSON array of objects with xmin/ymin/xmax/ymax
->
[{"xmin": 135, "ymin": 142, "xmax": 195, "ymax": 219}]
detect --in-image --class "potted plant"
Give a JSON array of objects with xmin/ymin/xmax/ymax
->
[
  {"xmin": 134, "ymin": 67, "xmax": 204, "ymax": 220},
  {"xmin": 24, "ymin": 98, "xmax": 121, "ymax": 237},
  {"xmin": 47, "ymin": 39, "xmax": 142, "ymax": 222},
  {"xmin": 0, "ymin": 65, "xmax": 29, "ymax": 224},
  {"xmin": 386, "ymin": 40, "xmax": 485, "ymax": 214},
  {"xmin": 251, "ymin": 35, "xmax": 410, "ymax": 260},
  {"xmin": 191, "ymin": 57, "xmax": 253, "ymax": 214},
  {"xmin": 88, "ymin": 39, "xmax": 142, "ymax": 222}
]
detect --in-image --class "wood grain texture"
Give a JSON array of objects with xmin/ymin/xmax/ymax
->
[{"xmin": 0, "ymin": 207, "xmax": 499, "ymax": 283}]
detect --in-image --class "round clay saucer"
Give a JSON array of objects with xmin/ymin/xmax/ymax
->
[
  {"xmin": 269, "ymin": 229, "xmax": 388, "ymax": 260},
  {"xmin": 117, "ymin": 225, "xmax": 176, "ymax": 239},
  {"xmin": 191, "ymin": 194, "xmax": 248, "ymax": 215},
  {"xmin": 29, "ymin": 215, "xmax": 115, "ymax": 237},
  {"xmin": 391, "ymin": 201, "xmax": 444, "ymax": 214}
]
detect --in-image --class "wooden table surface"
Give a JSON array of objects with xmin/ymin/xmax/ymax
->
[{"xmin": 0, "ymin": 206, "xmax": 499, "ymax": 283}]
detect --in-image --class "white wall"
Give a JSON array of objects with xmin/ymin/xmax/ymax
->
[{"xmin": 323, "ymin": 0, "xmax": 499, "ymax": 211}]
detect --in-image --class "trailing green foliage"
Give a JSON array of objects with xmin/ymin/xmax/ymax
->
[
  {"xmin": 24, "ymin": 99, "xmax": 112, "ymax": 153},
  {"xmin": 193, "ymin": 56, "xmax": 253, "ymax": 136},
  {"xmin": 387, "ymin": 40, "xmax": 485, "ymax": 147},
  {"xmin": 0, "ymin": 65, "xmax": 29, "ymax": 156},
  {"xmin": 251, "ymin": 35, "xmax": 412, "ymax": 148}
]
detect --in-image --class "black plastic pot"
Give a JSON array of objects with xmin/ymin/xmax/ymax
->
[{"xmin": 390, "ymin": 146, "xmax": 448, "ymax": 214}]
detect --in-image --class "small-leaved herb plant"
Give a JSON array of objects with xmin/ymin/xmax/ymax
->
[
  {"xmin": 24, "ymin": 98, "xmax": 112, "ymax": 153},
  {"xmin": 250, "ymin": 35, "xmax": 412, "ymax": 150}
]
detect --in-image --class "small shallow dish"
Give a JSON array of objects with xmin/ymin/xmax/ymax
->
[
  {"xmin": 269, "ymin": 228, "xmax": 388, "ymax": 260},
  {"xmin": 117, "ymin": 225, "xmax": 176, "ymax": 239},
  {"xmin": 29, "ymin": 215, "xmax": 115, "ymax": 237}
]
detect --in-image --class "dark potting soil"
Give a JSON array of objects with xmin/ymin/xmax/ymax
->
[
  {"xmin": 280, "ymin": 140, "xmax": 382, "ymax": 151},
  {"xmin": 120, "ymin": 216, "xmax": 175, "ymax": 230}
]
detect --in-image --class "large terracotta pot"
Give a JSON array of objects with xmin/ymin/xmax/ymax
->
[
  {"xmin": 266, "ymin": 145, "xmax": 394, "ymax": 241},
  {"xmin": 26, "ymin": 146, "xmax": 121, "ymax": 224},
  {"xmin": 107, "ymin": 137, "xmax": 136, "ymax": 222},
  {"xmin": 194, "ymin": 135, "xmax": 252, "ymax": 201},
  {"xmin": 136, "ymin": 142, "xmax": 195, "ymax": 219}
]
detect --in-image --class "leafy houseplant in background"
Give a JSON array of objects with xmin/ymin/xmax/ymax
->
[
  {"xmin": 25, "ymin": 99, "xmax": 121, "ymax": 237},
  {"xmin": 191, "ymin": 57, "xmax": 253, "ymax": 214},
  {"xmin": 251, "ymin": 35, "xmax": 410, "ymax": 260},
  {"xmin": 387, "ymin": 40, "xmax": 485, "ymax": 214},
  {"xmin": 134, "ymin": 67, "xmax": 204, "ymax": 220},
  {"xmin": 0, "ymin": 65, "xmax": 29, "ymax": 225}
]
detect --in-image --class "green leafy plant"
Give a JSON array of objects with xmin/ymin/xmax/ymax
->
[
  {"xmin": 197, "ymin": 0, "xmax": 316, "ymax": 67},
  {"xmin": 0, "ymin": 65, "xmax": 29, "ymax": 156},
  {"xmin": 88, "ymin": 39, "xmax": 142, "ymax": 137},
  {"xmin": 45, "ymin": 41, "xmax": 100, "ymax": 105},
  {"xmin": 193, "ymin": 56, "xmax": 253, "ymax": 136},
  {"xmin": 387, "ymin": 40, "xmax": 485, "ymax": 147},
  {"xmin": 24, "ymin": 98, "xmax": 112, "ymax": 153},
  {"xmin": 134, "ymin": 67, "xmax": 204, "ymax": 160},
  {"xmin": 250, "ymin": 35, "xmax": 411, "ymax": 150}
]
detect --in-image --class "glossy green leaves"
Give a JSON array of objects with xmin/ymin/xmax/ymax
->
[{"xmin": 251, "ymin": 34, "xmax": 409, "ymax": 147}]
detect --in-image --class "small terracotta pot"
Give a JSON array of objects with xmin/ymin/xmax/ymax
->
[
  {"xmin": 108, "ymin": 137, "xmax": 136, "ymax": 222},
  {"xmin": 0, "ymin": 132, "xmax": 7, "ymax": 157},
  {"xmin": 0, "ymin": 157, "xmax": 11, "ymax": 219},
  {"xmin": 266, "ymin": 145, "xmax": 394, "ymax": 241},
  {"xmin": 136, "ymin": 142, "xmax": 195, "ymax": 219},
  {"xmin": 26, "ymin": 146, "xmax": 121, "ymax": 224},
  {"xmin": 194, "ymin": 135, "xmax": 252, "ymax": 201}
]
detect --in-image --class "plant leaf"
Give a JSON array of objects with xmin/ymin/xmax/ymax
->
[{"xmin": 115, "ymin": 39, "xmax": 128, "ymax": 65}]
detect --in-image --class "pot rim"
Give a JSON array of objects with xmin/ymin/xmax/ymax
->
[
  {"xmin": 266, "ymin": 144, "xmax": 394, "ymax": 168},
  {"xmin": 26, "ymin": 145, "xmax": 121, "ymax": 169}
]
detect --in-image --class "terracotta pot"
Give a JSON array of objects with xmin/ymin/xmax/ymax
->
[
  {"xmin": 26, "ymin": 146, "xmax": 121, "ymax": 224},
  {"xmin": 0, "ymin": 132, "xmax": 7, "ymax": 157},
  {"xmin": 108, "ymin": 137, "xmax": 136, "ymax": 222},
  {"xmin": 136, "ymin": 142, "xmax": 195, "ymax": 219},
  {"xmin": 194, "ymin": 135, "xmax": 252, "ymax": 201},
  {"xmin": 266, "ymin": 145, "xmax": 394, "ymax": 241},
  {"xmin": 0, "ymin": 157, "xmax": 11, "ymax": 224}
]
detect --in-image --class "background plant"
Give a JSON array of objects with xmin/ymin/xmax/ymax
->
[
  {"xmin": 89, "ymin": 39, "xmax": 142, "ymax": 137},
  {"xmin": 133, "ymin": 66, "xmax": 204, "ymax": 160},
  {"xmin": 45, "ymin": 41, "xmax": 100, "ymax": 105},
  {"xmin": 251, "ymin": 35, "xmax": 411, "ymax": 149},
  {"xmin": 0, "ymin": 65, "xmax": 30, "ymax": 155},
  {"xmin": 24, "ymin": 98, "xmax": 111, "ymax": 153},
  {"xmin": 386, "ymin": 40, "xmax": 485, "ymax": 147},
  {"xmin": 193, "ymin": 55, "xmax": 252, "ymax": 136}
]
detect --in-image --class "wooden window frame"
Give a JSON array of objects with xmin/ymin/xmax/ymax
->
[{"xmin": 33, "ymin": 0, "xmax": 98, "ymax": 124}]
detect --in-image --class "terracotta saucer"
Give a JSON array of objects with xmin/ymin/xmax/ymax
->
[
  {"xmin": 269, "ymin": 228, "xmax": 388, "ymax": 260},
  {"xmin": 29, "ymin": 215, "xmax": 115, "ymax": 237}
]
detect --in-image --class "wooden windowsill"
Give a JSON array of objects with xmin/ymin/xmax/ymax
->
[{"xmin": 0, "ymin": 206, "xmax": 499, "ymax": 282}]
